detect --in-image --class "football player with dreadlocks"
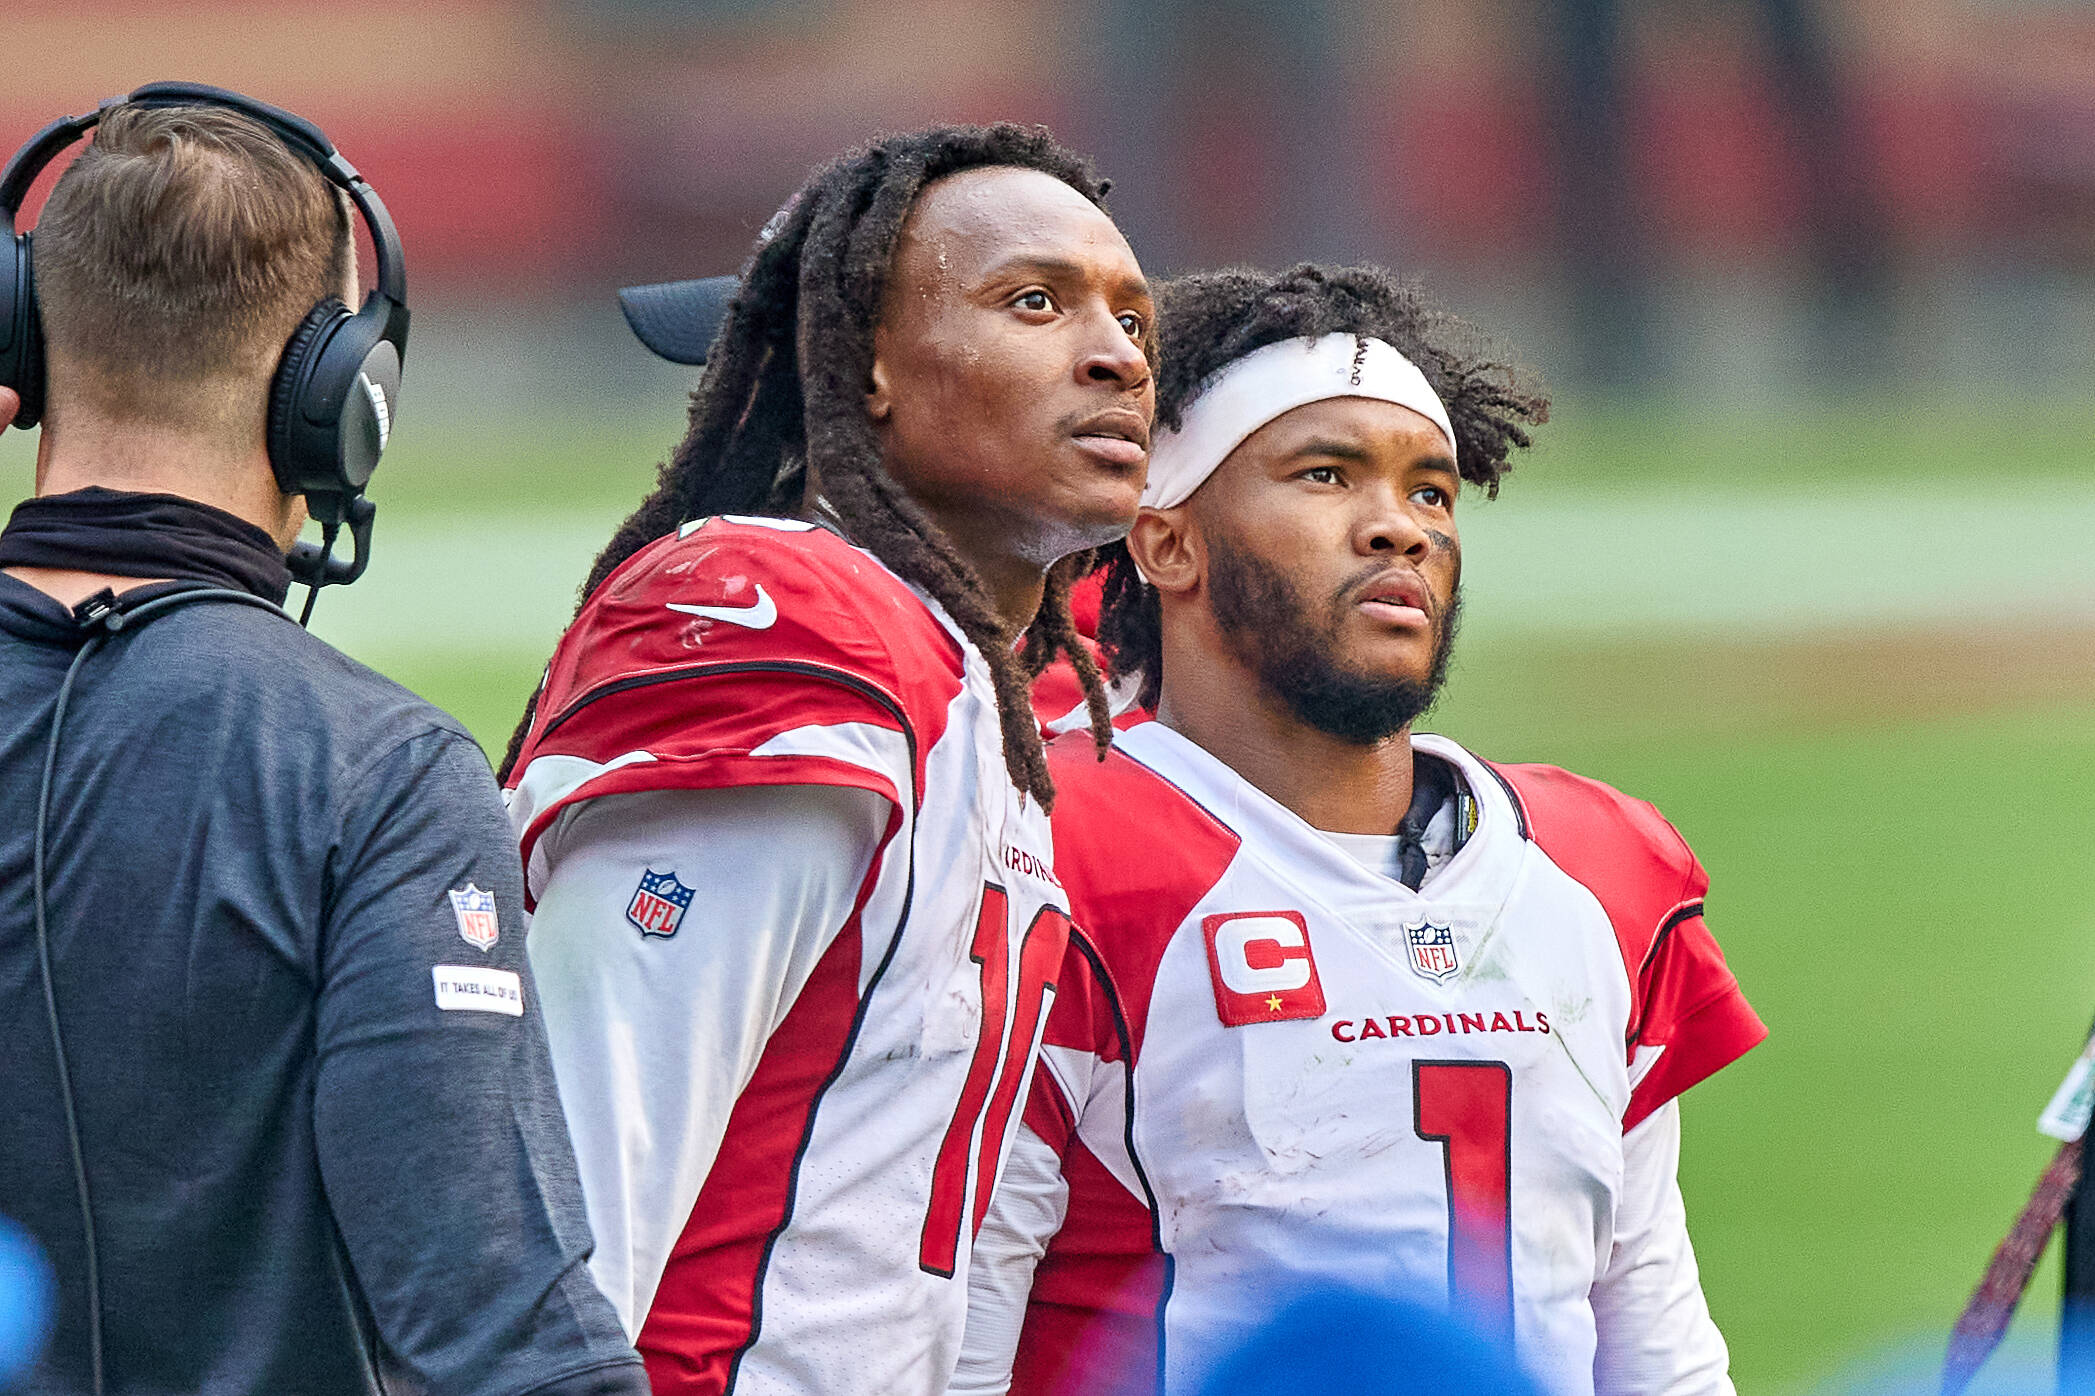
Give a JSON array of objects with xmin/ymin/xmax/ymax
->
[
  {"xmin": 500, "ymin": 126, "xmax": 1153, "ymax": 1395},
  {"xmin": 954, "ymin": 266, "xmax": 1766, "ymax": 1396}
]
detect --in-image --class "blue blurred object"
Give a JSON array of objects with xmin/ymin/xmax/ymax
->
[
  {"xmin": 1194, "ymin": 1286, "xmax": 1542, "ymax": 1396},
  {"xmin": 0, "ymin": 1216, "xmax": 53, "ymax": 1389}
]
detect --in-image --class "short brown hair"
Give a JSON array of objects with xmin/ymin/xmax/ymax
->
[{"xmin": 34, "ymin": 102, "xmax": 352, "ymax": 423}]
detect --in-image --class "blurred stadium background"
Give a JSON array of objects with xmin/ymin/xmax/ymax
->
[{"xmin": 4, "ymin": 1, "xmax": 2093, "ymax": 1389}]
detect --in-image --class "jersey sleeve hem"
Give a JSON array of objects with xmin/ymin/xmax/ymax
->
[
  {"xmin": 1623, "ymin": 984, "xmax": 1768, "ymax": 1132},
  {"xmin": 515, "ymin": 750, "xmax": 903, "ymax": 910}
]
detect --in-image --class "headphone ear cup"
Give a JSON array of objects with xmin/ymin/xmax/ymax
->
[
  {"xmin": 267, "ymin": 297, "xmax": 347, "ymax": 496},
  {"xmin": 1, "ymin": 231, "xmax": 46, "ymax": 428},
  {"xmin": 333, "ymin": 328, "xmax": 399, "ymax": 494}
]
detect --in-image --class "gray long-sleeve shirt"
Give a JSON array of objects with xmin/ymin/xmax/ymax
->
[{"xmin": 0, "ymin": 573, "xmax": 647, "ymax": 1396}]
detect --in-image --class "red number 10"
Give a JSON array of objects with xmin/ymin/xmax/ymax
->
[
  {"xmin": 919, "ymin": 884, "xmax": 1068, "ymax": 1277},
  {"xmin": 1413, "ymin": 1059, "xmax": 1514, "ymax": 1336}
]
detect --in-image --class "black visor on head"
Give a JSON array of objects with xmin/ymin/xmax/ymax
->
[{"xmin": 618, "ymin": 275, "xmax": 738, "ymax": 365}]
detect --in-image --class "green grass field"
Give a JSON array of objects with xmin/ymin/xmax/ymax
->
[
  {"xmin": 7, "ymin": 395, "xmax": 2093, "ymax": 1390},
  {"xmin": 1443, "ymin": 642, "xmax": 2095, "ymax": 1392}
]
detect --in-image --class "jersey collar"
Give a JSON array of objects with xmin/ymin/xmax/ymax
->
[{"xmin": 1112, "ymin": 722, "xmax": 1528, "ymax": 916}]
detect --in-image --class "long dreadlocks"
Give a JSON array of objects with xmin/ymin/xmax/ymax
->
[
  {"xmin": 1096, "ymin": 263, "xmax": 1551, "ymax": 712},
  {"xmin": 501, "ymin": 125, "xmax": 1126, "ymax": 807}
]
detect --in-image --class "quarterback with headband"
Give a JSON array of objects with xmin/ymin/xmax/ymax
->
[{"xmin": 955, "ymin": 265, "xmax": 1766, "ymax": 1396}]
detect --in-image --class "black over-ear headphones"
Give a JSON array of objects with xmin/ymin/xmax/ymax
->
[{"xmin": 0, "ymin": 81, "xmax": 409, "ymax": 590}]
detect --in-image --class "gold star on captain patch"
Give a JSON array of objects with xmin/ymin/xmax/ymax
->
[{"xmin": 1267, "ymin": 994, "xmax": 1284, "ymax": 1012}]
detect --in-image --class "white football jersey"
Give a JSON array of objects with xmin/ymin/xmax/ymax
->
[
  {"xmin": 507, "ymin": 518, "xmax": 1070, "ymax": 1395},
  {"xmin": 957, "ymin": 721, "xmax": 1764, "ymax": 1396}
]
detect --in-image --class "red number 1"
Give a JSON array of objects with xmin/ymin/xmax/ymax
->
[
  {"xmin": 919, "ymin": 883, "xmax": 1067, "ymax": 1276},
  {"xmin": 1413, "ymin": 1060, "xmax": 1513, "ymax": 1336}
]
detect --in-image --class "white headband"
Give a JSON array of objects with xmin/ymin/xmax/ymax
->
[{"xmin": 1142, "ymin": 334, "xmax": 1458, "ymax": 509}]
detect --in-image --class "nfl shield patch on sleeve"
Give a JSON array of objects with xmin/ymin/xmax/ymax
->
[
  {"xmin": 627, "ymin": 869, "xmax": 695, "ymax": 939},
  {"xmin": 448, "ymin": 884, "xmax": 499, "ymax": 951}
]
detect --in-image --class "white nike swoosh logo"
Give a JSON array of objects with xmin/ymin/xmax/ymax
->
[{"xmin": 667, "ymin": 585, "xmax": 778, "ymax": 630}]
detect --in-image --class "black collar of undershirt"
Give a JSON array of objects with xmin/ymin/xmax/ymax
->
[
  {"xmin": 1400, "ymin": 751, "xmax": 1461, "ymax": 842},
  {"xmin": 0, "ymin": 487, "xmax": 292, "ymax": 606},
  {"xmin": 1392, "ymin": 751, "xmax": 1465, "ymax": 891}
]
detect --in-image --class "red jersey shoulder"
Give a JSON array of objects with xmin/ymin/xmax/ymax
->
[
  {"xmin": 1046, "ymin": 736, "xmax": 1241, "ymax": 1054},
  {"xmin": 1031, "ymin": 640, "xmax": 1150, "ymax": 739},
  {"xmin": 1486, "ymin": 758, "xmax": 1765, "ymax": 1123},
  {"xmin": 1047, "ymin": 736, "xmax": 1242, "ymax": 922},
  {"xmin": 533, "ymin": 517, "xmax": 965, "ymax": 739},
  {"xmin": 1031, "ymin": 571, "xmax": 1153, "ymax": 738},
  {"xmin": 1485, "ymin": 759, "xmax": 1705, "ymax": 971}
]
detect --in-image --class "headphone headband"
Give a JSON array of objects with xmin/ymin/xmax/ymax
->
[
  {"xmin": 0, "ymin": 110, "xmax": 104, "ymax": 224},
  {"xmin": 0, "ymin": 82, "xmax": 408, "ymax": 312},
  {"xmin": 125, "ymin": 81, "xmax": 335, "ymax": 166}
]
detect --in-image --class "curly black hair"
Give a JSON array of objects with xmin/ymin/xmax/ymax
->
[
  {"xmin": 1096, "ymin": 263, "xmax": 1550, "ymax": 712},
  {"xmin": 501, "ymin": 124, "xmax": 1123, "ymax": 807}
]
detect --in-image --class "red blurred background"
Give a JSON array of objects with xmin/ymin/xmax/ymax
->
[{"xmin": 9, "ymin": 0, "xmax": 2093, "ymax": 391}]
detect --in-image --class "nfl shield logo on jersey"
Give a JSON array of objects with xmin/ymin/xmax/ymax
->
[
  {"xmin": 626, "ymin": 869, "xmax": 695, "ymax": 940},
  {"xmin": 1405, "ymin": 920, "xmax": 1461, "ymax": 985},
  {"xmin": 448, "ymin": 884, "xmax": 499, "ymax": 951}
]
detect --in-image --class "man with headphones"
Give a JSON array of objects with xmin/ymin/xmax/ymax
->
[{"xmin": 0, "ymin": 87, "xmax": 647, "ymax": 1395}]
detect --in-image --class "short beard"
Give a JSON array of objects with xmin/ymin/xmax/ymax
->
[{"xmin": 1208, "ymin": 542, "xmax": 1460, "ymax": 747}]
